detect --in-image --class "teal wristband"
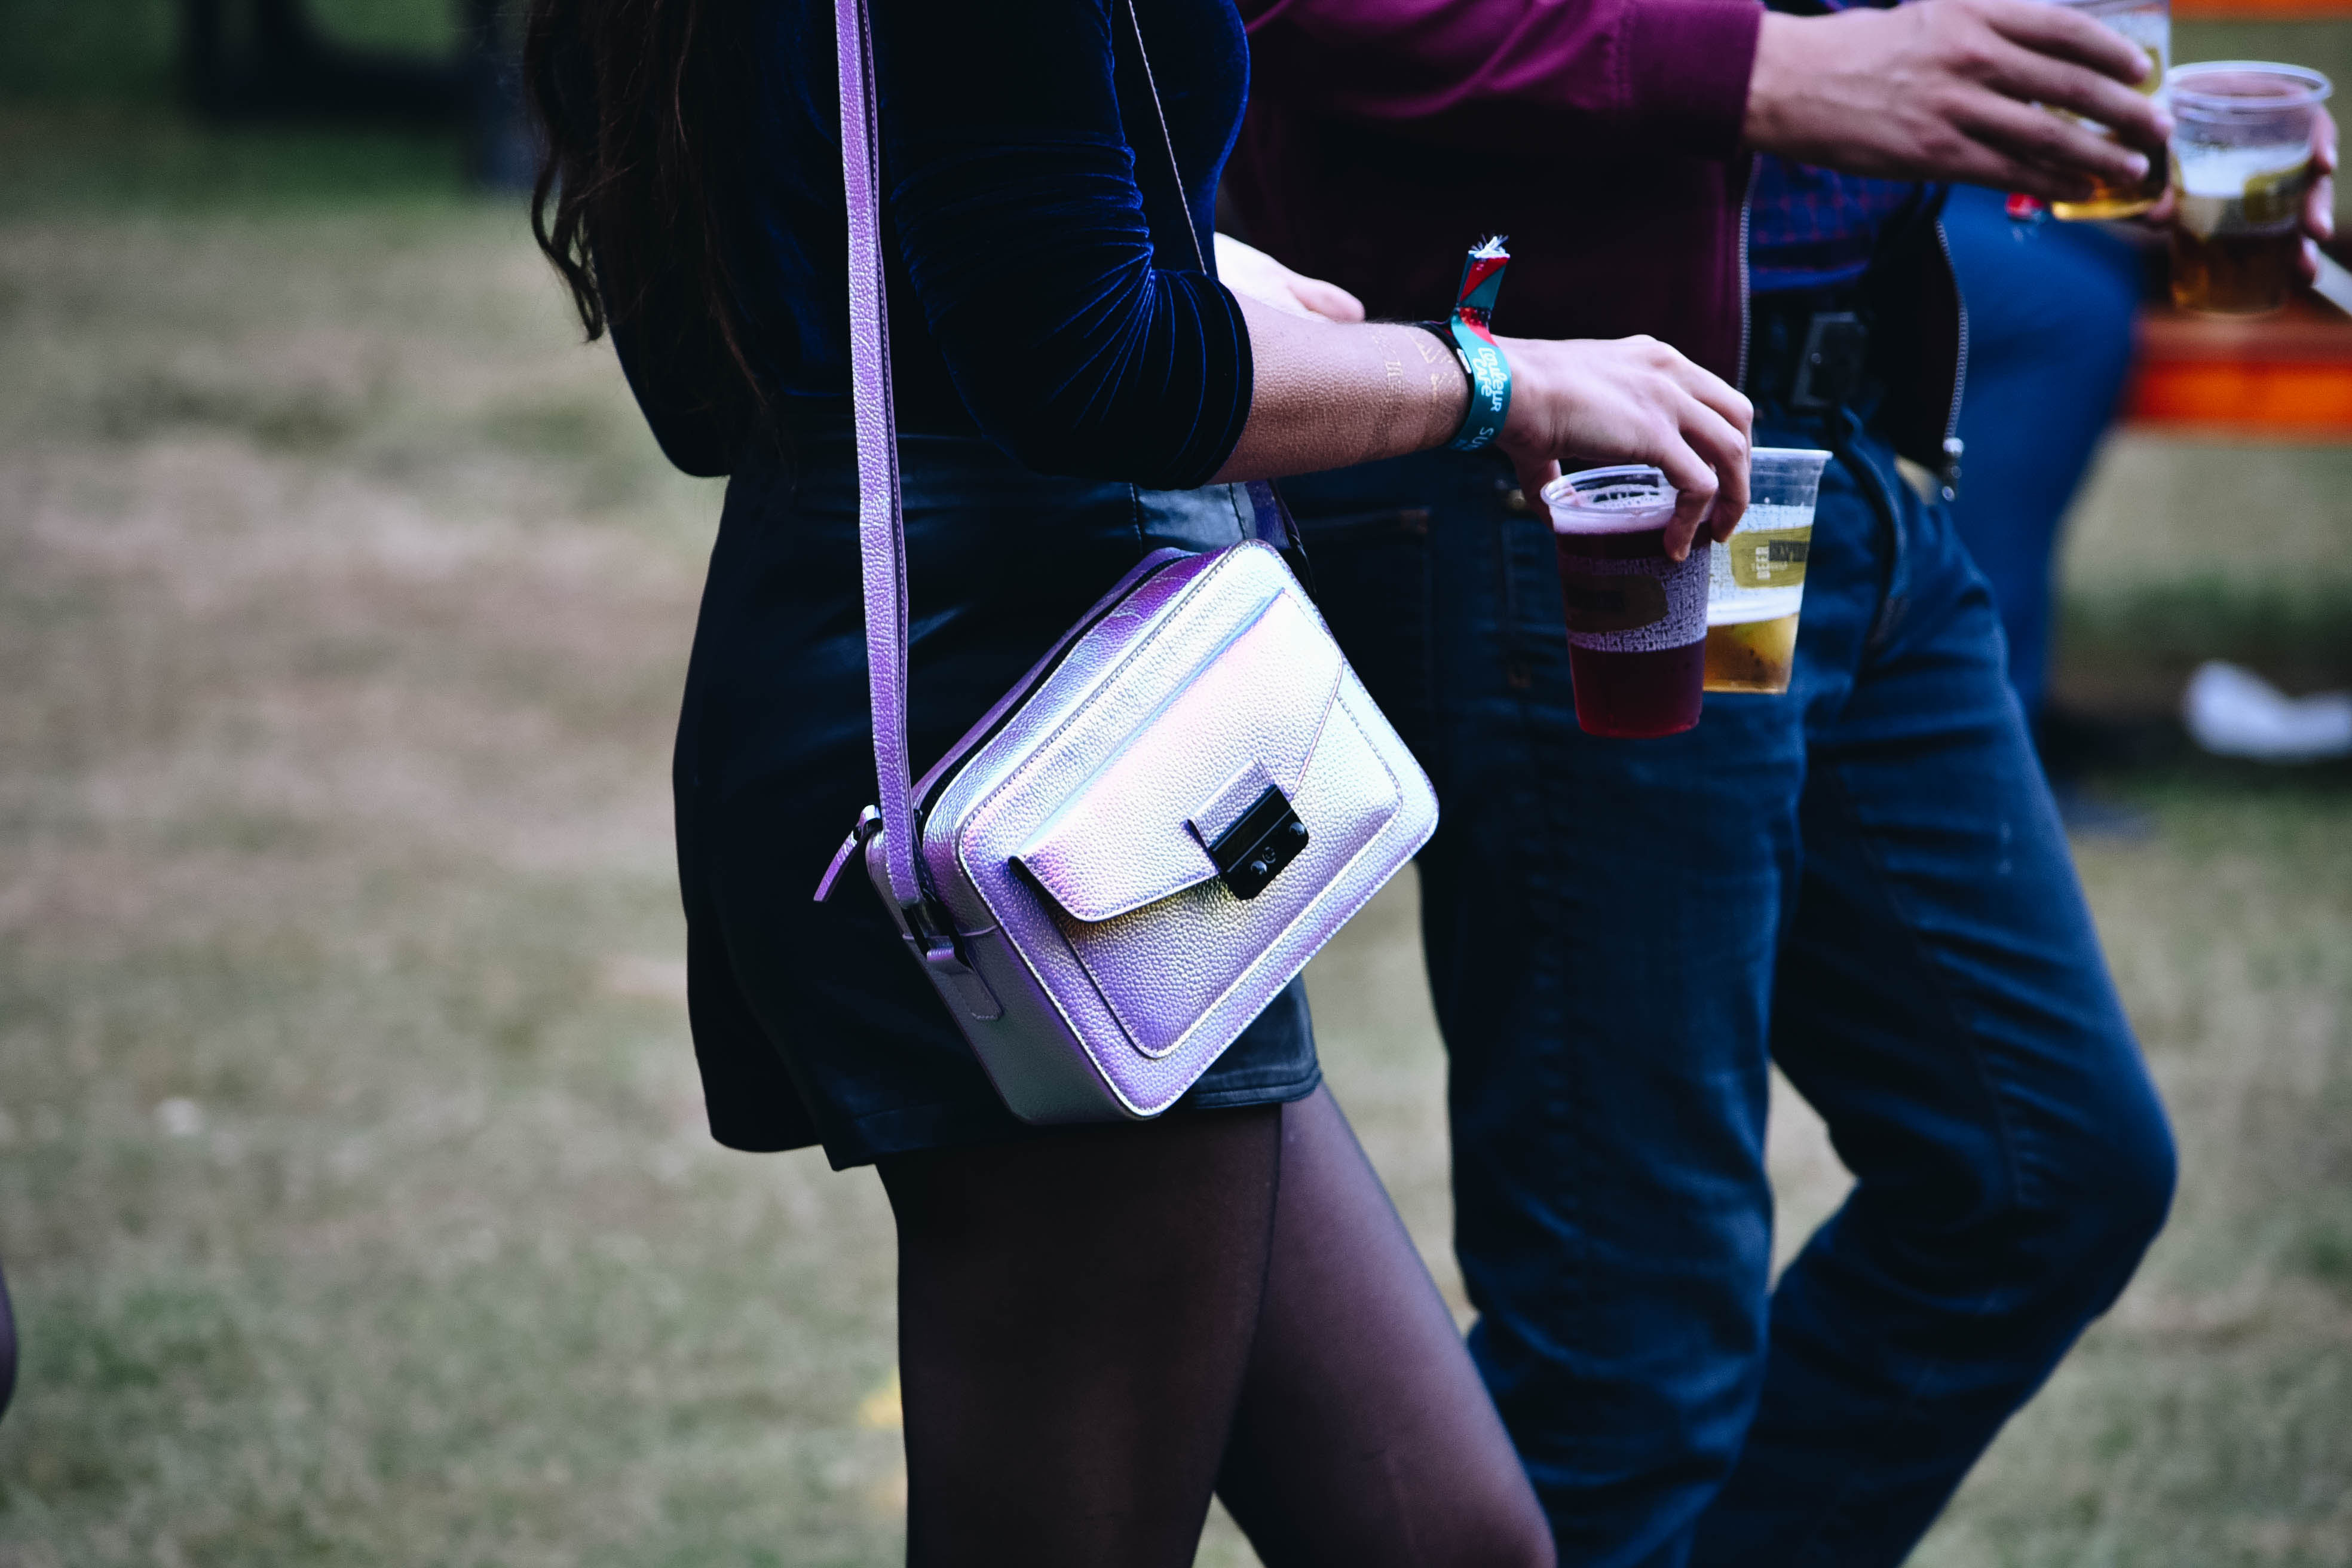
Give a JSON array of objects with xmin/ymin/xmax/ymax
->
[{"xmin": 1441, "ymin": 238, "xmax": 1511, "ymax": 452}]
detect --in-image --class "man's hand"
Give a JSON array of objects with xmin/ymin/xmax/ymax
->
[
  {"xmin": 1494, "ymin": 335, "xmax": 1753, "ymax": 561},
  {"xmin": 1744, "ymin": 0, "xmax": 2172, "ymax": 203},
  {"xmin": 1214, "ymin": 233, "xmax": 1368, "ymax": 323}
]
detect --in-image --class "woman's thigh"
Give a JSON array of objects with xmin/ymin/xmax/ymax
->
[
  {"xmin": 880, "ymin": 1087, "xmax": 1552, "ymax": 1568},
  {"xmin": 880, "ymin": 1105, "xmax": 1282, "ymax": 1568},
  {"xmin": 1217, "ymin": 1088, "xmax": 1555, "ymax": 1568}
]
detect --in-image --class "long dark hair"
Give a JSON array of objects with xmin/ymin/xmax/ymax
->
[{"xmin": 523, "ymin": 0, "xmax": 760, "ymax": 438}]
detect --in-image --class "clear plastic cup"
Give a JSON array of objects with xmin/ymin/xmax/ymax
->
[
  {"xmin": 2168, "ymin": 62, "xmax": 2332, "ymax": 316},
  {"xmin": 1541, "ymin": 465, "xmax": 1710, "ymax": 738},
  {"xmin": 2047, "ymin": 0, "xmax": 2172, "ymax": 220},
  {"xmin": 1704, "ymin": 447, "xmax": 1831, "ymax": 696}
]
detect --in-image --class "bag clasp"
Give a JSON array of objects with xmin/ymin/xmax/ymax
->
[{"xmin": 1203, "ymin": 783, "xmax": 1310, "ymax": 902}]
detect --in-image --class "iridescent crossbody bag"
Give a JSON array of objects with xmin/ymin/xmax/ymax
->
[{"xmin": 815, "ymin": 0, "xmax": 1437, "ymax": 1122}]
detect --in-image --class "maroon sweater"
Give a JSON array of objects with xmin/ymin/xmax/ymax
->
[
  {"xmin": 1226, "ymin": 0, "xmax": 1964, "ymax": 468},
  {"xmin": 1228, "ymin": 0, "xmax": 1765, "ymax": 382}
]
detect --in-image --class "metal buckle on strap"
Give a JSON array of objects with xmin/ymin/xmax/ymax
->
[
  {"xmin": 899, "ymin": 896, "xmax": 1004, "ymax": 1022},
  {"xmin": 813, "ymin": 806, "xmax": 886, "ymax": 902},
  {"xmin": 1790, "ymin": 311, "xmax": 1868, "ymax": 411},
  {"xmin": 814, "ymin": 806, "xmax": 1003, "ymax": 1019}
]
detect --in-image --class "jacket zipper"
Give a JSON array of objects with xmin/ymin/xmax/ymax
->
[
  {"xmin": 1735, "ymin": 154, "xmax": 1757, "ymax": 393},
  {"xmin": 1932, "ymin": 213, "xmax": 1969, "ymax": 501}
]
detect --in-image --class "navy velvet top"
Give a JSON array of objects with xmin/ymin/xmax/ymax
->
[{"xmin": 615, "ymin": 0, "xmax": 1255, "ymax": 492}]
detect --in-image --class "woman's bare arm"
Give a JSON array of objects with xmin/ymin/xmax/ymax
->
[
  {"xmin": 1213, "ymin": 301, "xmax": 1471, "ymax": 480},
  {"xmin": 1212, "ymin": 294, "xmax": 1756, "ymax": 558}
]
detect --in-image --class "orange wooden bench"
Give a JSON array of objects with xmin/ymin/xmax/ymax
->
[
  {"xmin": 2174, "ymin": 0, "xmax": 2352, "ymax": 17},
  {"xmin": 2123, "ymin": 301, "xmax": 2352, "ymax": 437}
]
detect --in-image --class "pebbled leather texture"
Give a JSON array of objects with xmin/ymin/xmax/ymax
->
[
  {"xmin": 1012, "ymin": 587, "xmax": 1345, "ymax": 924},
  {"xmin": 835, "ymin": 0, "xmax": 1437, "ymax": 1121}
]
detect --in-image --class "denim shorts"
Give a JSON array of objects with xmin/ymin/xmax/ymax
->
[{"xmin": 672, "ymin": 422, "xmax": 1319, "ymax": 1168}]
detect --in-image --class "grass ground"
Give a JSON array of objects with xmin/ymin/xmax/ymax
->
[{"xmin": 0, "ymin": 114, "xmax": 2348, "ymax": 1568}]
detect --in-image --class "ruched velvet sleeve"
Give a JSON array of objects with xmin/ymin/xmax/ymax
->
[{"xmin": 873, "ymin": 0, "xmax": 1254, "ymax": 491}]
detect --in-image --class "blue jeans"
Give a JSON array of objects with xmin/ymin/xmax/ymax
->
[
  {"xmin": 1941, "ymin": 184, "xmax": 2143, "ymax": 719},
  {"xmin": 1282, "ymin": 409, "xmax": 2175, "ymax": 1566}
]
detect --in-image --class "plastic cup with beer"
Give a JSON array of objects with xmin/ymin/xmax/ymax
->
[
  {"xmin": 2168, "ymin": 62, "xmax": 2332, "ymax": 316},
  {"xmin": 1704, "ymin": 447, "xmax": 1831, "ymax": 695},
  {"xmin": 1541, "ymin": 464, "xmax": 1711, "ymax": 738},
  {"xmin": 2047, "ymin": 0, "xmax": 2173, "ymax": 220}
]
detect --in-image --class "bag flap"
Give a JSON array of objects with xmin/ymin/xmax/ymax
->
[{"xmin": 1012, "ymin": 589, "xmax": 1343, "ymax": 923}]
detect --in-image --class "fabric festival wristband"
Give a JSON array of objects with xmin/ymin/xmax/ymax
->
[{"xmin": 1437, "ymin": 237, "xmax": 1511, "ymax": 452}]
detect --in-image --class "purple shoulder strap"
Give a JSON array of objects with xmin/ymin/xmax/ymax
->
[
  {"xmin": 834, "ymin": 0, "xmax": 923, "ymax": 917},
  {"xmin": 834, "ymin": 0, "xmax": 1277, "ymax": 918}
]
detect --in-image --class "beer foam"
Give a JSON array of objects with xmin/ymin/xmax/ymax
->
[
  {"xmin": 2176, "ymin": 145, "xmax": 2308, "ymax": 198},
  {"xmin": 2175, "ymin": 145, "xmax": 2310, "ymax": 237}
]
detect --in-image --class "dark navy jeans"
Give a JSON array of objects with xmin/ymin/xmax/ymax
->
[{"xmin": 1282, "ymin": 411, "xmax": 2176, "ymax": 1566}]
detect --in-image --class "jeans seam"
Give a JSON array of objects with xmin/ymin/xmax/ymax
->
[
  {"xmin": 1809, "ymin": 748, "xmax": 2034, "ymax": 1205},
  {"xmin": 1500, "ymin": 502, "xmax": 1594, "ymax": 1372},
  {"xmin": 1769, "ymin": 753, "xmax": 2035, "ymax": 1561}
]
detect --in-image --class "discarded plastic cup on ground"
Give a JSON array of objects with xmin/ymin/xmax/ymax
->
[
  {"xmin": 2182, "ymin": 660, "xmax": 2352, "ymax": 762},
  {"xmin": 1542, "ymin": 465, "xmax": 1710, "ymax": 738},
  {"xmin": 1704, "ymin": 447, "xmax": 1832, "ymax": 696}
]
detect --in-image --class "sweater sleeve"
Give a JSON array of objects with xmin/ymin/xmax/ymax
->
[
  {"xmin": 876, "ymin": 0, "xmax": 1252, "ymax": 489},
  {"xmin": 1238, "ymin": 0, "xmax": 1763, "ymax": 162}
]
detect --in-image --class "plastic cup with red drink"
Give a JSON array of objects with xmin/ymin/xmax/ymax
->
[{"xmin": 1540, "ymin": 464, "xmax": 1712, "ymax": 738}]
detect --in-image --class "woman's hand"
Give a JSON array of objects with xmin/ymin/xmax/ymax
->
[
  {"xmin": 1494, "ymin": 335, "xmax": 1754, "ymax": 559},
  {"xmin": 1214, "ymin": 234, "xmax": 1368, "ymax": 323}
]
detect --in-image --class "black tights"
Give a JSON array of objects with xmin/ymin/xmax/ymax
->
[{"xmin": 878, "ymin": 1086, "xmax": 1554, "ymax": 1567}]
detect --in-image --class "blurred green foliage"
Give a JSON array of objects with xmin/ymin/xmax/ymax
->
[
  {"xmin": 0, "ymin": 0, "xmax": 478, "ymax": 210},
  {"xmin": 0, "ymin": 105, "xmax": 470, "ymax": 211},
  {"xmin": 0, "ymin": 0, "xmax": 457, "ymax": 101}
]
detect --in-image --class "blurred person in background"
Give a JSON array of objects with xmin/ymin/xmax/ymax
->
[
  {"xmin": 520, "ymin": 0, "xmax": 1757, "ymax": 1561},
  {"xmin": 1224, "ymin": 0, "xmax": 2207, "ymax": 1560},
  {"xmin": 1940, "ymin": 185, "xmax": 2146, "ymax": 809}
]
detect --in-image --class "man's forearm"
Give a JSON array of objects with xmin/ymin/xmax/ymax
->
[{"xmin": 1741, "ymin": 0, "xmax": 2167, "ymax": 199}]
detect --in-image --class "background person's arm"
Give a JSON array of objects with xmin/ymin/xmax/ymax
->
[{"xmin": 1743, "ymin": 0, "xmax": 2170, "ymax": 203}]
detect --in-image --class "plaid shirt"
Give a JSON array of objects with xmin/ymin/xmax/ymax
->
[{"xmin": 1746, "ymin": 0, "xmax": 1924, "ymax": 294}]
